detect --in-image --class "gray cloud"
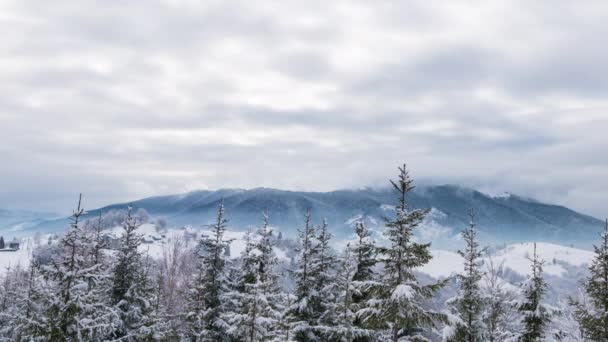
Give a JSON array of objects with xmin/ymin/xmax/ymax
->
[{"xmin": 0, "ymin": 0, "xmax": 607, "ymax": 218}]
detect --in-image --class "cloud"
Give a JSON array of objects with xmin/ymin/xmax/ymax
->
[{"xmin": 0, "ymin": 0, "xmax": 607, "ymax": 218}]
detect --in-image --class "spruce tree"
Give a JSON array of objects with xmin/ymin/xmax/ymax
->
[
  {"xmin": 353, "ymin": 222, "xmax": 376, "ymax": 283},
  {"xmin": 359, "ymin": 164, "xmax": 446, "ymax": 342},
  {"xmin": 226, "ymin": 212, "xmax": 284, "ymax": 341},
  {"xmin": 481, "ymin": 258, "xmax": 518, "ymax": 342},
  {"xmin": 571, "ymin": 219, "xmax": 608, "ymax": 341},
  {"xmin": 111, "ymin": 206, "xmax": 165, "ymax": 341},
  {"xmin": 351, "ymin": 221, "xmax": 377, "ymax": 342},
  {"xmin": 518, "ymin": 243, "xmax": 551, "ymax": 342},
  {"xmin": 289, "ymin": 210, "xmax": 320, "ymax": 341},
  {"xmin": 0, "ymin": 236, "xmax": 4, "ymax": 249},
  {"xmin": 0, "ymin": 263, "xmax": 51, "ymax": 340},
  {"xmin": 444, "ymin": 209, "xmax": 485, "ymax": 342},
  {"xmin": 44, "ymin": 194, "xmax": 116, "ymax": 341},
  {"xmin": 318, "ymin": 245, "xmax": 376, "ymax": 341},
  {"xmin": 186, "ymin": 200, "xmax": 232, "ymax": 341}
]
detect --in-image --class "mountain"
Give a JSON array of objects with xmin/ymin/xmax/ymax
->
[
  {"xmin": 23, "ymin": 185, "xmax": 604, "ymax": 249},
  {"xmin": 0, "ymin": 209, "xmax": 57, "ymax": 237}
]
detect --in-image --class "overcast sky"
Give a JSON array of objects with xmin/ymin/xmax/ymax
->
[{"xmin": 1, "ymin": 0, "xmax": 607, "ymax": 217}]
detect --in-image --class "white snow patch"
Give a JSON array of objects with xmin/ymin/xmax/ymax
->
[
  {"xmin": 420, "ymin": 242, "xmax": 594, "ymax": 279},
  {"xmin": 391, "ymin": 284, "xmax": 414, "ymax": 300},
  {"xmin": 0, "ymin": 238, "xmax": 33, "ymax": 275},
  {"xmin": 420, "ymin": 250, "xmax": 462, "ymax": 278},
  {"xmin": 491, "ymin": 242, "xmax": 593, "ymax": 277}
]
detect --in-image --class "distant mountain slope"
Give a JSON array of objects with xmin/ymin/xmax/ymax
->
[
  {"xmin": 20, "ymin": 185, "xmax": 605, "ymax": 248},
  {"xmin": 0, "ymin": 209, "xmax": 57, "ymax": 236}
]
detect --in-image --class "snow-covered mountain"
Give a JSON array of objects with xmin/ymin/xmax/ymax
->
[
  {"xmin": 11, "ymin": 185, "xmax": 605, "ymax": 248},
  {"xmin": 0, "ymin": 209, "xmax": 57, "ymax": 235}
]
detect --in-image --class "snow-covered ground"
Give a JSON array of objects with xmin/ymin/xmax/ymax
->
[
  {"xmin": 419, "ymin": 242, "xmax": 594, "ymax": 279},
  {"xmin": 490, "ymin": 242, "xmax": 593, "ymax": 277},
  {"xmin": 104, "ymin": 224, "xmax": 289, "ymax": 261},
  {"xmin": 1, "ymin": 226, "xmax": 594, "ymax": 282},
  {"xmin": 0, "ymin": 238, "xmax": 33, "ymax": 275}
]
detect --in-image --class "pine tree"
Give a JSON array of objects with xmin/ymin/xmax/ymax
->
[
  {"xmin": 0, "ymin": 236, "xmax": 4, "ymax": 249},
  {"xmin": 351, "ymin": 221, "xmax": 377, "ymax": 342},
  {"xmin": 571, "ymin": 219, "xmax": 608, "ymax": 341},
  {"xmin": 517, "ymin": 243, "xmax": 551, "ymax": 342},
  {"xmin": 1, "ymin": 259, "xmax": 52, "ymax": 340},
  {"xmin": 359, "ymin": 164, "xmax": 446, "ymax": 342},
  {"xmin": 318, "ymin": 245, "xmax": 376, "ymax": 341},
  {"xmin": 353, "ymin": 222, "xmax": 376, "ymax": 283},
  {"xmin": 481, "ymin": 258, "xmax": 518, "ymax": 342},
  {"xmin": 186, "ymin": 200, "xmax": 232, "ymax": 341},
  {"xmin": 226, "ymin": 212, "xmax": 284, "ymax": 341},
  {"xmin": 289, "ymin": 210, "xmax": 320, "ymax": 341},
  {"xmin": 444, "ymin": 209, "xmax": 485, "ymax": 342},
  {"xmin": 312, "ymin": 219, "xmax": 342, "ymax": 340},
  {"xmin": 313, "ymin": 219, "xmax": 336, "ymax": 316},
  {"xmin": 111, "ymin": 206, "xmax": 165, "ymax": 341},
  {"xmin": 43, "ymin": 194, "xmax": 117, "ymax": 341}
]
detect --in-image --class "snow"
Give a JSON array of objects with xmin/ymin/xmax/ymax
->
[
  {"xmin": 490, "ymin": 242, "xmax": 593, "ymax": 277},
  {"xmin": 0, "ymin": 238, "xmax": 33, "ymax": 275},
  {"xmin": 420, "ymin": 242, "xmax": 594, "ymax": 279},
  {"xmin": 391, "ymin": 284, "xmax": 414, "ymax": 300},
  {"xmin": 420, "ymin": 250, "xmax": 463, "ymax": 278}
]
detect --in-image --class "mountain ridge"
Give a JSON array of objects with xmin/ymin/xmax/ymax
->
[{"xmin": 11, "ymin": 184, "xmax": 602, "ymax": 248}]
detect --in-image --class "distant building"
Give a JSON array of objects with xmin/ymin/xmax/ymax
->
[{"xmin": 0, "ymin": 238, "xmax": 20, "ymax": 252}]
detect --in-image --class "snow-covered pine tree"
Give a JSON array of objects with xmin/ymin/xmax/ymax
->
[
  {"xmin": 90, "ymin": 211, "xmax": 108, "ymax": 267},
  {"xmin": 253, "ymin": 212, "xmax": 285, "ymax": 341},
  {"xmin": 186, "ymin": 200, "xmax": 232, "ymax": 341},
  {"xmin": 351, "ymin": 221, "xmax": 378, "ymax": 342},
  {"xmin": 353, "ymin": 221, "xmax": 377, "ymax": 284},
  {"xmin": 570, "ymin": 219, "xmax": 608, "ymax": 341},
  {"xmin": 289, "ymin": 210, "xmax": 321, "ymax": 341},
  {"xmin": 226, "ymin": 212, "xmax": 285, "ymax": 341},
  {"xmin": 359, "ymin": 164, "xmax": 446, "ymax": 342},
  {"xmin": 481, "ymin": 258, "xmax": 518, "ymax": 342},
  {"xmin": 517, "ymin": 243, "xmax": 551, "ymax": 342},
  {"xmin": 111, "ymin": 206, "xmax": 165, "ymax": 341},
  {"xmin": 318, "ymin": 245, "xmax": 376, "ymax": 341},
  {"xmin": 43, "ymin": 194, "xmax": 117, "ymax": 341},
  {"xmin": 312, "ymin": 219, "xmax": 341, "ymax": 339},
  {"xmin": 443, "ymin": 209, "xmax": 485, "ymax": 342},
  {"xmin": 1, "ymin": 259, "xmax": 52, "ymax": 340}
]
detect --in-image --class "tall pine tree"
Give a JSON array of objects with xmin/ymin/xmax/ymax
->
[
  {"xmin": 226, "ymin": 212, "xmax": 284, "ymax": 342},
  {"xmin": 351, "ymin": 221, "xmax": 377, "ymax": 342},
  {"xmin": 186, "ymin": 200, "xmax": 232, "ymax": 341},
  {"xmin": 517, "ymin": 243, "xmax": 551, "ymax": 342},
  {"xmin": 44, "ymin": 194, "xmax": 117, "ymax": 341},
  {"xmin": 359, "ymin": 164, "xmax": 446, "ymax": 341},
  {"xmin": 443, "ymin": 209, "xmax": 485, "ymax": 342},
  {"xmin": 289, "ymin": 210, "xmax": 320, "ymax": 341},
  {"xmin": 111, "ymin": 206, "xmax": 164, "ymax": 341},
  {"xmin": 571, "ymin": 219, "xmax": 608, "ymax": 341}
]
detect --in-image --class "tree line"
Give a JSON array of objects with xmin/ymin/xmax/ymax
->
[{"xmin": 0, "ymin": 164, "xmax": 607, "ymax": 341}]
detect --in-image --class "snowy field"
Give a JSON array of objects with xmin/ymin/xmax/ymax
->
[
  {"xmin": 0, "ymin": 227, "xmax": 595, "ymax": 282},
  {"xmin": 421, "ymin": 242, "xmax": 594, "ymax": 279},
  {"xmin": 0, "ymin": 238, "xmax": 33, "ymax": 275}
]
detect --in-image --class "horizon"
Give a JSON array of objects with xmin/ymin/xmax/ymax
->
[{"xmin": 12, "ymin": 182, "xmax": 603, "ymax": 220}]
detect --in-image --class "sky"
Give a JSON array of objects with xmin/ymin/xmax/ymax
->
[{"xmin": 1, "ymin": 0, "xmax": 607, "ymax": 217}]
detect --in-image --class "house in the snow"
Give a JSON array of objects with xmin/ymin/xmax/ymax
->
[
  {"xmin": 0, "ymin": 236, "xmax": 20, "ymax": 252},
  {"xmin": 8, "ymin": 241, "xmax": 20, "ymax": 250}
]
